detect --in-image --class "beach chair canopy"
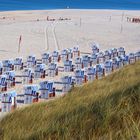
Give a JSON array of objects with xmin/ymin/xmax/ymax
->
[
  {"xmin": 2, "ymin": 59, "xmax": 14, "ymax": 67},
  {"xmin": 4, "ymin": 71, "xmax": 15, "ymax": 77},
  {"xmin": 90, "ymin": 42, "xmax": 100, "ymax": 52},
  {"xmin": 67, "ymin": 48, "xmax": 73, "ymax": 53},
  {"xmin": 0, "ymin": 75, "xmax": 7, "ymax": 86},
  {"xmin": 27, "ymin": 55, "xmax": 36, "ymax": 62},
  {"xmin": 128, "ymin": 53, "xmax": 135, "ymax": 58},
  {"xmin": 104, "ymin": 60, "xmax": 113, "ymax": 68},
  {"xmin": 61, "ymin": 76, "xmax": 72, "ymax": 84},
  {"xmin": 23, "ymin": 68, "xmax": 34, "ymax": 76},
  {"xmin": 40, "ymin": 81, "xmax": 48, "ymax": 89},
  {"xmin": 87, "ymin": 67, "xmax": 96, "ymax": 75},
  {"xmin": 24, "ymin": 85, "xmax": 39, "ymax": 95},
  {"xmin": 52, "ymin": 51, "xmax": 59, "ymax": 57},
  {"xmin": 90, "ymin": 53, "xmax": 98, "ymax": 59},
  {"xmin": 35, "ymin": 64, "xmax": 46, "ymax": 71},
  {"xmin": 135, "ymin": 51, "xmax": 140, "ymax": 57},
  {"xmin": 75, "ymin": 69, "xmax": 85, "ymax": 77},
  {"xmin": 110, "ymin": 48, "xmax": 118, "ymax": 53},
  {"xmin": 82, "ymin": 55, "xmax": 90, "ymax": 61},
  {"xmin": 97, "ymin": 52, "xmax": 104, "ymax": 58},
  {"xmin": 40, "ymin": 81, "xmax": 53, "ymax": 91},
  {"xmin": 14, "ymin": 57, "xmax": 22, "ymax": 65},
  {"xmin": 48, "ymin": 63, "xmax": 57, "ymax": 70},
  {"xmin": 42, "ymin": 53, "xmax": 50, "ymax": 59},
  {"xmin": 1, "ymin": 93, "xmax": 12, "ymax": 103},
  {"xmin": 64, "ymin": 60, "xmax": 72, "ymax": 66},
  {"xmin": 94, "ymin": 64, "xmax": 104, "ymax": 72},
  {"xmin": 123, "ymin": 55, "xmax": 129, "ymax": 61},
  {"xmin": 61, "ymin": 49, "xmax": 68, "ymax": 55},
  {"xmin": 75, "ymin": 57, "xmax": 82, "ymax": 63},
  {"xmin": 118, "ymin": 47, "xmax": 125, "ymax": 52},
  {"xmin": 104, "ymin": 50, "xmax": 111, "ymax": 56},
  {"xmin": 73, "ymin": 46, "xmax": 79, "ymax": 52}
]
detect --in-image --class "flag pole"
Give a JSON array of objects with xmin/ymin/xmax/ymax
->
[{"xmin": 18, "ymin": 35, "xmax": 22, "ymax": 53}]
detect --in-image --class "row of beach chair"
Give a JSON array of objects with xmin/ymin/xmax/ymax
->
[{"xmin": 0, "ymin": 43, "xmax": 140, "ymax": 112}]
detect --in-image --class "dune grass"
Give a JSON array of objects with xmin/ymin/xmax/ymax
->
[{"xmin": 0, "ymin": 61, "xmax": 140, "ymax": 140}]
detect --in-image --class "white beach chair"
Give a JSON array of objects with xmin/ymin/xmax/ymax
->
[
  {"xmin": 34, "ymin": 64, "xmax": 46, "ymax": 79},
  {"xmin": 24, "ymin": 85, "xmax": 39, "ymax": 104}
]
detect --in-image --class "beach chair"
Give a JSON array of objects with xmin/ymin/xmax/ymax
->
[
  {"xmin": 47, "ymin": 63, "xmax": 58, "ymax": 77},
  {"xmin": 39, "ymin": 81, "xmax": 55, "ymax": 99},
  {"xmin": 4, "ymin": 71, "xmax": 15, "ymax": 88},
  {"xmin": 117, "ymin": 47, "xmax": 125, "ymax": 56},
  {"xmin": 118, "ymin": 55, "xmax": 129, "ymax": 67},
  {"xmin": 121, "ymin": 55, "xmax": 129, "ymax": 65},
  {"xmin": 2, "ymin": 59, "xmax": 14, "ymax": 72},
  {"xmin": 112, "ymin": 58, "xmax": 118, "ymax": 71},
  {"xmin": 67, "ymin": 48, "xmax": 73, "ymax": 59},
  {"xmin": 104, "ymin": 50, "xmax": 111, "ymax": 61},
  {"xmin": 61, "ymin": 76, "xmax": 73, "ymax": 93},
  {"xmin": 1, "ymin": 91, "xmax": 16, "ymax": 112},
  {"xmin": 82, "ymin": 55, "xmax": 91, "ymax": 68},
  {"xmin": 64, "ymin": 60, "xmax": 73, "ymax": 72},
  {"xmin": 34, "ymin": 64, "xmax": 46, "ymax": 78},
  {"xmin": 104, "ymin": 60, "xmax": 113, "ymax": 75},
  {"xmin": 116, "ymin": 57, "xmax": 124, "ymax": 69},
  {"xmin": 0, "ymin": 75, "xmax": 7, "ymax": 92},
  {"xmin": 75, "ymin": 69, "xmax": 86, "ymax": 85},
  {"xmin": 97, "ymin": 52, "xmax": 105, "ymax": 64},
  {"xmin": 51, "ymin": 51, "xmax": 60, "ymax": 63},
  {"xmin": 111, "ymin": 57, "xmax": 123, "ymax": 71},
  {"xmin": 61, "ymin": 49, "xmax": 69, "ymax": 62},
  {"xmin": 24, "ymin": 85, "xmax": 39, "ymax": 104},
  {"xmin": 135, "ymin": 51, "xmax": 140, "ymax": 61},
  {"xmin": 75, "ymin": 57, "xmax": 83, "ymax": 70},
  {"xmin": 128, "ymin": 53, "xmax": 135, "ymax": 64},
  {"xmin": 22, "ymin": 68, "xmax": 34, "ymax": 84},
  {"xmin": 73, "ymin": 46, "xmax": 80, "ymax": 58},
  {"xmin": 14, "ymin": 57, "xmax": 23, "ymax": 71},
  {"xmin": 42, "ymin": 53, "xmax": 51, "ymax": 65},
  {"xmin": 94, "ymin": 64, "xmax": 105, "ymax": 79},
  {"xmin": 90, "ymin": 43, "xmax": 99, "ymax": 54},
  {"xmin": 110, "ymin": 48, "xmax": 118, "ymax": 59},
  {"xmin": 113, "ymin": 48, "xmax": 118, "ymax": 57},
  {"xmin": 86, "ymin": 67, "xmax": 96, "ymax": 81},
  {"xmin": 90, "ymin": 53, "xmax": 98, "ymax": 65},
  {"xmin": 26, "ymin": 55, "xmax": 36, "ymax": 68}
]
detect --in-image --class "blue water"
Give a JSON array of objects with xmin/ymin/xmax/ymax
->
[{"xmin": 0, "ymin": 0, "xmax": 140, "ymax": 11}]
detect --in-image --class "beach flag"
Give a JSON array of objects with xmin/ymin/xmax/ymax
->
[{"xmin": 18, "ymin": 35, "xmax": 22, "ymax": 53}]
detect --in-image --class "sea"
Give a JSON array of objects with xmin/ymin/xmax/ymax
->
[{"xmin": 0, "ymin": 0, "xmax": 140, "ymax": 11}]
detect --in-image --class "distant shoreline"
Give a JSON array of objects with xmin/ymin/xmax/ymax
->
[
  {"xmin": 0, "ymin": 9, "xmax": 140, "ymax": 13},
  {"xmin": 0, "ymin": 6, "xmax": 140, "ymax": 12}
]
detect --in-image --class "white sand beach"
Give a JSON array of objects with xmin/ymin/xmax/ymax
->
[
  {"xmin": 0, "ymin": 9, "xmax": 139, "ymax": 60},
  {"xmin": 0, "ymin": 9, "xmax": 139, "ymax": 114}
]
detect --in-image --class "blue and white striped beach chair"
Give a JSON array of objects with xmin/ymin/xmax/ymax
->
[
  {"xmin": 27, "ymin": 55, "xmax": 36, "ymax": 68},
  {"xmin": 24, "ymin": 85, "xmax": 39, "ymax": 104},
  {"xmin": 34, "ymin": 64, "xmax": 46, "ymax": 78},
  {"xmin": 47, "ymin": 63, "xmax": 58, "ymax": 77},
  {"xmin": 42, "ymin": 53, "xmax": 51, "ymax": 65}
]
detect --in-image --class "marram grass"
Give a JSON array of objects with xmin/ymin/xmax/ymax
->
[{"xmin": 0, "ymin": 61, "xmax": 140, "ymax": 140}]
